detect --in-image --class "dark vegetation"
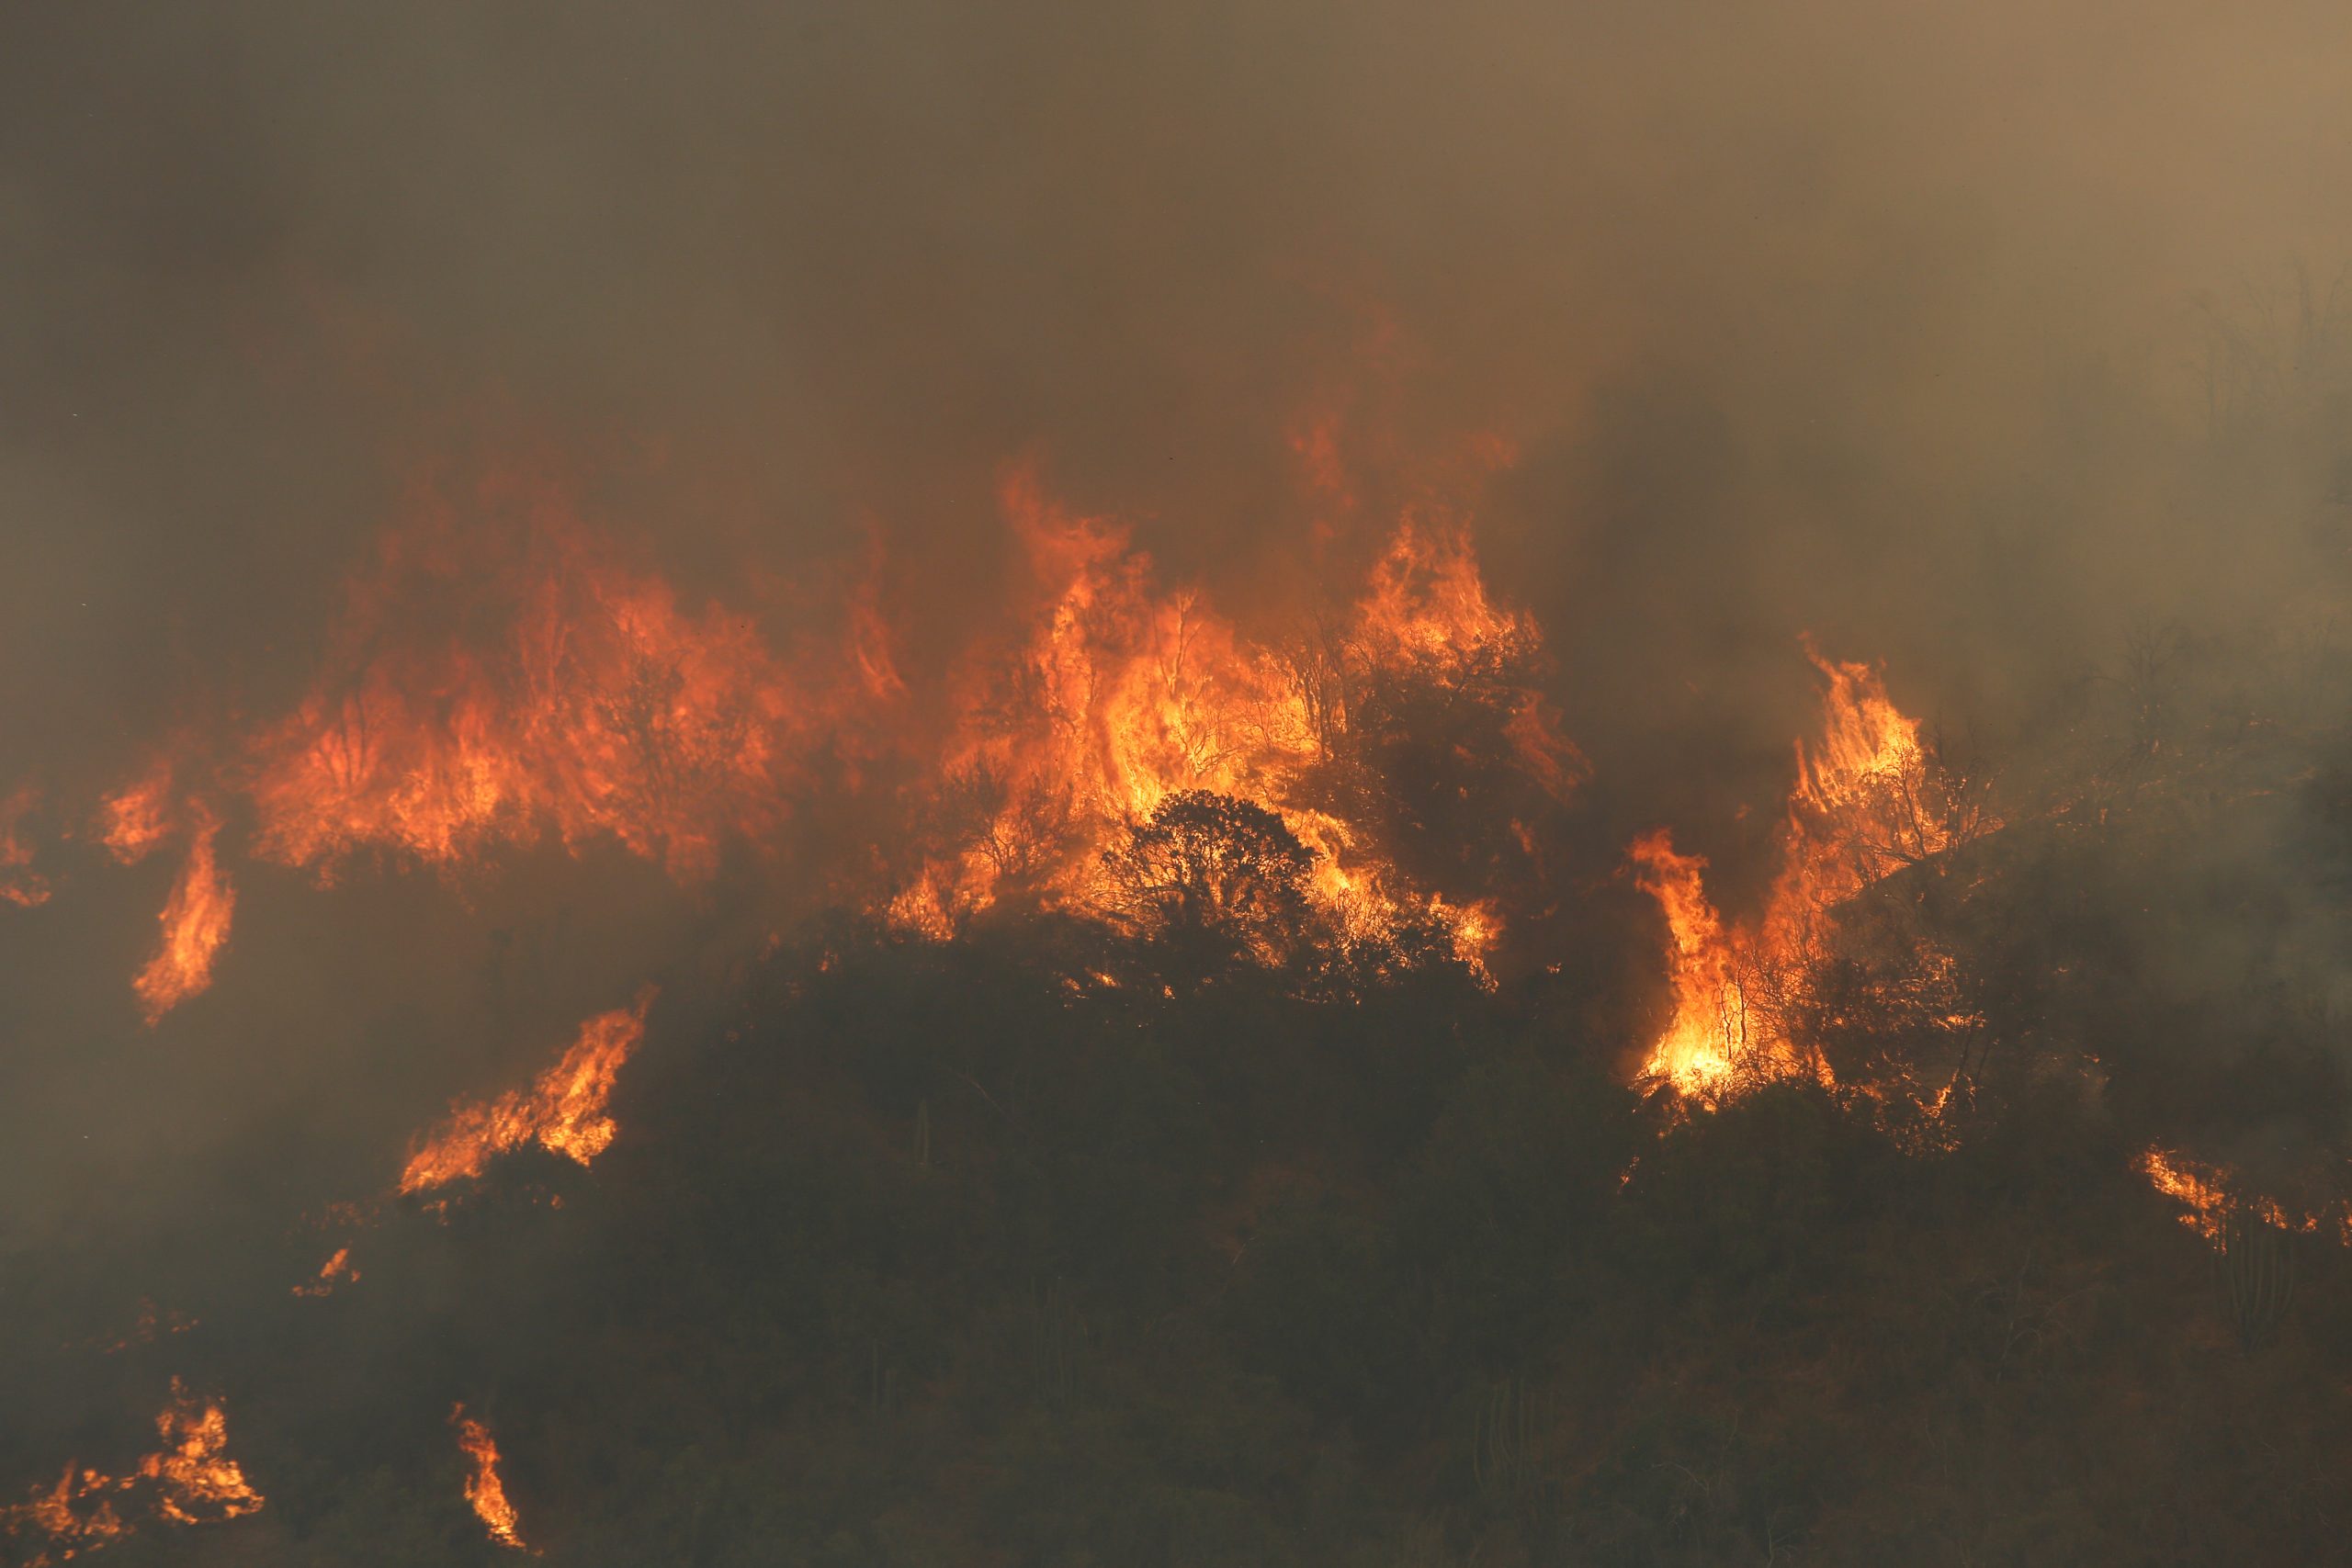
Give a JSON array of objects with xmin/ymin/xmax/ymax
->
[{"xmin": 12, "ymin": 611, "xmax": 2352, "ymax": 1568}]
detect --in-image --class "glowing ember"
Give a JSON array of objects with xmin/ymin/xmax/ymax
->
[
  {"xmin": 452, "ymin": 1405, "xmax": 527, "ymax": 1551},
  {"xmin": 291, "ymin": 1246, "xmax": 360, "ymax": 1298},
  {"xmin": 399, "ymin": 991, "xmax": 654, "ymax": 1194},
  {"xmin": 2, "ymin": 1380, "xmax": 263, "ymax": 1565},
  {"xmin": 82, "ymin": 1298, "xmax": 199, "ymax": 1356},
  {"xmin": 0, "ymin": 784, "xmax": 51, "ymax": 908},
  {"xmin": 131, "ymin": 804, "xmax": 235, "ymax": 1025}
]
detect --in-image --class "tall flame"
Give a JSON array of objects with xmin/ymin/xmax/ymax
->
[
  {"xmin": 1627, "ymin": 831, "xmax": 1749, "ymax": 1089},
  {"xmin": 131, "ymin": 805, "xmax": 235, "ymax": 1025},
  {"xmin": 399, "ymin": 991, "xmax": 654, "ymax": 1194},
  {"xmin": 891, "ymin": 468, "xmax": 1566, "ymax": 970},
  {"xmin": 452, "ymin": 1405, "xmax": 527, "ymax": 1551},
  {"xmin": 1767, "ymin": 643, "xmax": 1954, "ymax": 940},
  {"xmin": 1634, "ymin": 648, "xmax": 1968, "ymax": 1090}
]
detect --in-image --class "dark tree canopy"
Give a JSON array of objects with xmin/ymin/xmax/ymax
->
[{"xmin": 1100, "ymin": 790, "xmax": 1319, "ymax": 960}]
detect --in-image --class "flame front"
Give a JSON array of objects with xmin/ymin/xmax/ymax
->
[
  {"xmin": 239, "ymin": 477, "xmax": 872, "ymax": 887},
  {"xmin": 399, "ymin": 991, "xmax": 654, "ymax": 1194},
  {"xmin": 452, "ymin": 1405, "xmax": 527, "ymax": 1551},
  {"xmin": 2138, "ymin": 1146, "xmax": 2233, "ymax": 1241},
  {"xmin": 26, "ymin": 436, "xmax": 1567, "ymax": 1010},
  {"xmin": 131, "ymin": 805, "xmax": 235, "ymax": 1025},
  {"xmin": 2136, "ymin": 1145, "xmax": 2352, "ymax": 1244}
]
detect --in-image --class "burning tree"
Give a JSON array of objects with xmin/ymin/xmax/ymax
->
[{"xmin": 1099, "ymin": 790, "xmax": 1319, "ymax": 967}]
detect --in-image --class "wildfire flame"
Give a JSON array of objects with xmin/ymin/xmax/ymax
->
[
  {"xmin": 139, "ymin": 1382, "xmax": 266, "ymax": 1528},
  {"xmin": 399, "ymin": 990, "xmax": 655, "ymax": 1194},
  {"xmin": 2136, "ymin": 1145, "xmax": 2352, "ymax": 1246},
  {"xmin": 29, "ymin": 437, "xmax": 1562, "ymax": 1016},
  {"xmin": 1770, "ymin": 642, "xmax": 1957, "ymax": 932},
  {"xmin": 245, "ymin": 483, "xmax": 831, "ymax": 884},
  {"xmin": 1, "ymin": 1381, "xmax": 263, "ymax": 1565},
  {"xmin": 2138, "ymin": 1146, "xmax": 2233, "ymax": 1242},
  {"xmin": 1627, "ymin": 830, "xmax": 1749, "ymax": 1089},
  {"xmin": 1, "ymin": 784, "xmax": 51, "ymax": 908},
  {"xmin": 452, "ymin": 1405, "xmax": 527, "ymax": 1551},
  {"xmin": 96, "ymin": 765, "xmax": 175, "ymax": 866},
  {"xmin": 1634, "ymin": 647, "xmax": 1971, "ymax": 1091},
  {"xmin": 890, "ymin": 467, "xmax": 1567, "ymax": 973},
  {"xmin": 291, "ymin": 1246, "xmax": 360, "ymax": 1298},
  {"xmin": 130, "ymin": 804, "xmax": 235, "ymax": 1026}
]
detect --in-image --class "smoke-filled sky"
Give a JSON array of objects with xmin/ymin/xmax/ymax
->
[{"xmin": 6, "ymin": 1, "xmax": 2352, "ymax": 1247}]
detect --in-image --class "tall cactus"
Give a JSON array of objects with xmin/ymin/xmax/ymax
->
[{"xmin": 2217, "ymin": 1205, "xmax": 2296, "ymax": 1352}]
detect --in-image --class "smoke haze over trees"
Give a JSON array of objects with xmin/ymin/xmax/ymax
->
[{"xmin": 10, "ymin": 2, "xmax": 2352, "ymax": 1562}]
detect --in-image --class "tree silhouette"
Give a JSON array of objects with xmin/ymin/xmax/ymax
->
[{"xmin": 1099, "ymin": 790, "xmax": 1317, "ymax": 964}]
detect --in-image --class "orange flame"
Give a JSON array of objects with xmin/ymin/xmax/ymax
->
[
  {"xmin": 291, "ymin": 1246, "xmax": 359, "ymax": 1298},
  {"xmin": 245, "ymin": 478, "xmax": 834, "ymax": 884},
  {"xmin": 1352, "ymin": 511, "xmax": 1540, "ymax": 679},
  {"xmin": 0, "ymin": 785, "xmax": 51, "ymax": 908},
  {"xmin": 1767, "ymin": 643, "xmax": 1954, "ymax": 939},
  {"xmin": 2136, "ymin": 1145, "xmax": 2352, "ymax": 1245},
  {"xmin": 1634, "ymin": 648, "xmax": 1970, "ymax": 1090},
  {"xmin": 69, "ymin": 443, "xmax": 1565, "ymax": 1006},
  {"xmin": 6, "ymin": 1467, "xmax": 129, "ymax": 1565},
  {"xmin": 2, "ymin": 1381, "xmax": 262, "ymax": 1565},
  {"xmin": 1628, "ymin": 831, "xmax": 1751, "ymax": 1089},
  {"xmin": 96, "ymin": 765, "xmax": 175, "ymax": 865},
  {"xmin": 132, "ymin": 805, "xmax": 235, "ymax": 1025},
  {"xmin": 2138, "ymin": 1146, "xmax": 2233, "ymax": 1242},
  {"xmin": 452, "ymin": 1405, "xmax": 527, "ymax": 1551},
  {"xmin": 139, "ymin": 1381, "xmax": 266, "ymax": 1528},
  {"xmin": 894, "ymin": 468, "xmax": 1568, "ymax": 968},
  {"xmin": 399, "ymin": 990, "xmax": 654, "ymax": 1194}
]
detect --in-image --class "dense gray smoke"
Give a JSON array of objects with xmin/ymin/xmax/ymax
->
[{"xmin": 4, "ymin": 0, "xmax": 2351, "ymax": 1283}]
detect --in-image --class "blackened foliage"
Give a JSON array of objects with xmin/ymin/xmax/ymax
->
[{"xmin": 1099, "ymin": 790, "xmax": 1317, "ymax": 966}]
